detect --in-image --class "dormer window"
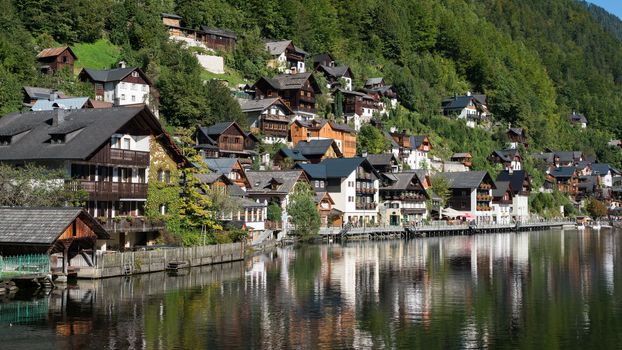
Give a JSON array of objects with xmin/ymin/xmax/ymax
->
[
  {"xmin": 0, "ymin": 136, "xmax": 11, "ymax": 146},
  {"xmin": 50, "ymin": 134, "xmax": 65, "ymax": 144}
]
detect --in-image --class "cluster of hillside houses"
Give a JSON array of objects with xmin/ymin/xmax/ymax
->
[{"xmin": 0, "ymin": 15, "xmax": 620, "ymax": 256}]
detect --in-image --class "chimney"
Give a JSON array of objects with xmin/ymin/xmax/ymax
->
[
  {"xmin": 362, "ymin": 149, "xmax": 368, "ymax": 158},
  {"xmin": 466, "ymin": 91, "xmax": 472, "ymax": 96},
  {"xmin": 53, "ymin": 107, "xmax": 65, "ymax": 126},
  {"xmin": 49, "ymin": 90, "xmax": 58, "ymax": 101},
  {"xmin": 290, "ymin": 66, "xmax": 297, "ymax": 75},
  {"xmin": 118, "ymin": 61, "xmax": 126, "ymax": 69},
  {"xmin": 390, "ymin": 126, "xmax": 396, "ymax": 133}
]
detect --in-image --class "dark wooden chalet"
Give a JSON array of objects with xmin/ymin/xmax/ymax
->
[
  {"xmin": 22, "ymin": 86, "xmax": 67, "ymax": 108},
  {"xmin": 340, "ymin": 90, "xmax": 376, "ymax": 116},
  {"xmin": 312, "ymin": 53, "xmax": 336, "ymax": 69},
  {"xmin": 265, "ymin": 40, "xmax": 307, "ymax": 73},
  {"xmin": 451, "ymin": 153, "xmax": 473, "ymax": 168},
  {"xmin": 253, "ymin": 73, "xmax": 322, "ymax": 117},
  {"xmin": 507, "ymin": 127, "xmax": 528, "ymax": 147},
  {"xmin": 36, "ymin": 47, "xmax": 78, "ymax": 75},
  {"xmin": 199, "ymin": 26, "xmax": 237, "ymax": 51},
  {"xmin": 194, "ymin": 122, "xmax": 257, "ymax": 159},
  {"xmin": 0, "ymin": 208, "xmax": 109, "ymax": 274},
  {"xmin": 238, "ymin": 97, "xmax": 293, "ymax": 141}
]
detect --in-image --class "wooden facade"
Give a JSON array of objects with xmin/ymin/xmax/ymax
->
[
  {"xmin": 253, "ymin": 74, "xmax": 320, "ymax": 114},
  {"xmin": 37, "ymin": 47, "xmax": 77, "ymax": 75},
  {"xmin": 342, "ymin": 91, "xmax": 376, "ymax": 116},
  {"xmin": 290, "ymin": 120, "xmax": 357, "ymax": 158}
]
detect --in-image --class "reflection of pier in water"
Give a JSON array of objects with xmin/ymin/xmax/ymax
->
[{"xmin": 0, "ymin": 261, "xmax": 245, "ymax": 336}]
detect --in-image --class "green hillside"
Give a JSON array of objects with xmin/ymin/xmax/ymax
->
[
  {"xmin": 72, "ymin": 39, "xmax": 121, "ymax": 71},
  {"xmin": 1, "ymin": 0, "xmax": 621, "ymax": 168}
]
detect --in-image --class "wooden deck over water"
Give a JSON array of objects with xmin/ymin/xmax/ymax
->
[{"xmin": 319, "ymin": 220, "xmax": 576, "ymax": 240}]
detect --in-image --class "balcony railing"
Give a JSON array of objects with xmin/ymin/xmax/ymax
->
[
  {"xmin": 265, "ymin": 220, "xmax": 282, "ymax": 230},
  {"xmin": 89, "ymin": 147, "xmax": 150, "ymax": 166},
  {"xmin": 476, "ymin": 206, "xmax": 493, "ymax": 212},
  {"xmin": 476, "ymin": 195, "xmax": 492, "ymax": 201},
  {"xmin": 356, "ymin": 187, "xmax": 377, "ymax": 195},
  {"xmin": 99, "ymin": 217, "xmax": 166, "ymax": 233},
  {"xmin": 73, "ymin": 181, "xmax": 148, "ymax": 199},
  {"xmin": 356, "ymin": 203, "xmax": 378, "ymax": 210}
]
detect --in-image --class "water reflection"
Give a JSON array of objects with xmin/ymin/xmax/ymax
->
[{"xmin": 1, "ymin": 230, "xmax": 622, "ymax": 349}]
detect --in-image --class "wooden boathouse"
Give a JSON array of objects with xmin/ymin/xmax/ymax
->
[{"xmin": 0, "ymin": 207, "xmax": 109, "ymax": 279}]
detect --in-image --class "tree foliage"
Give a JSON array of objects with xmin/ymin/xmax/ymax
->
[
  {"xmin": 357, "ymin": 125, "xmax": 389, "ymax": 155},
  {"xmin": 430, "ymin": 175, "xmax": 450, "ymax": 209},
  {"xmin": 585, "ymin": 198, "xmax": 608, "ymax": 218},
  {"xmin": 0, "ymin": 163, "xmax": 87, "ymax": 207},
  {"xmin": 287, "ymin": 182, "xmax": 320, "ymax": 240}
]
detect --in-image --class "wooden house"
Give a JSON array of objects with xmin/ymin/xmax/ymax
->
[
  {"xmin": 312, "ymin": 53, "xmax": 336, "ymax": 69},
  {"xmin": 238, "ymin": 97, "xmax": 293, "ymax": 144},
  {"xmin": 0, "ymin": 208, "xmax": 109, "ymax": 274},
  {"xmin": 380, "ymin": 171, "xmax": 429, "ymax": 226},
  {"xmin": 507, "ymin": 127, "xmax": 528, "ymax": 148},
  {"xmin": 0, "ymin": 106, "xmax": 187, "ymax": 249},
  {"xmin": 546, "ymin": 167, "xmax": 579, "ymax": 196},
  {"xmin": 450, "ymin": 153, "xmax": 473, "ymax": 168},
  {"xmin": 204, "ymin": 158, "xmax": 251, "ymax": 190},
  {"xmin": 22, "ymin": 87, "xmax": 67, "ymax": 108},
  {"xmin": 194, "ymin": 122, "xmax": 257, "ymax": 160},
  {"xmin": 265, "ymin": 40, "xmax": 307, "ymax": 73},
  {"xmin": 439, "ymin": 171, "xmax": 496, "ymax": 223},
  {"xmin": 199, "ymin": 26, "xmax": 237, "ymax": 51},
  {"xmin": 36, "ymin": 47, "xmax": 78, "ymax": 75},
  {"xmin": 290, "ymin": 119, "xmax": 357, "ymax": 158},
  {"xmin": 78, "ymin": 64, "xmax": 153, "ymax": 108},
  {"xmin": 441, "ymin": 93, "xmax": 490, "ymax": 128},
  {"xmin": 316, "ymin": 65, "xmax": 354, "ymax": 91},
  {"xmin": 253, "ymin": 73, "xmax": 321, "ymax": 119},
  {"xmin": 292, "ymin": 139, "xmax": 343, "ymax": 163},
  {"xmin": 488, "ymin": 148, "xmax": 522, "ymax": 171}
]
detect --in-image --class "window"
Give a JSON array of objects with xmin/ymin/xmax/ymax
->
[
  {"xmin": 121, "ymin": 94, "xmax": 126, "ymax": 101},
  {"xmin": 123, "ymin": 138, "xmax": 131, "ymax": 150},
  {"xmin": 315, "ymin": 180, "xmax": 320, "ymax": 188},
  {"xmin": 160, "ymin": 204, "xmax": 167, "ymax": 215},
  {"xmin": 157, "ymin": 169, "xmax": 164, "ymax": 182},
  {"xmin": 137, "ymin": 168, "xmax": 146, "ymax": 183},
  {"xmin": 111, "ymin": 136, "xmax": 120, "ymax": 148},
  {"xmin": 300, "ymin": 90, "xmax": 304, "ymax": 96},
  {"xmin": 142, "ymin": 85, "xmax": 147, "ymax": 92},
  {"xmin": 131, "ymin": 95, "xmax": 136, "ymax": 102},
  {"xmin": 164, "ymin": 170, "xmax": 171, "ymax": 184},
  {"xmin": 320, "ymin": 181, "xmax": 324, "ymax": 188},
  {"xmin": 132, "ymin": 71, "xmax": 139, "ymax": 78}
]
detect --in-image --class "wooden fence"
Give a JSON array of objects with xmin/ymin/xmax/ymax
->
[{"xmin": 78, "ymin": 243, "xmax": 245, "ymax": 279}]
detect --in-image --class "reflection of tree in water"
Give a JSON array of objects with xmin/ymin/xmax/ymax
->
[{"xmin": 290, "ymin": 244, "xmax": 321, "ymax": 301}]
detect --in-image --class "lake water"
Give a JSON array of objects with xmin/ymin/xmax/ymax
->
[{"xmin": 1, "ymin": 229, "xmax": 621, "ymax": 349}]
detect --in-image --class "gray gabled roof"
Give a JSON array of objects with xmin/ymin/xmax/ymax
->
[
  {"xmin": 492, "ymin": 181, "xmax": 511, "ymax": 198},
  {"xmin": 591, "ymin": 163, "xmax": 615, "ymax": 176},
  {"xmin": 451, "ymin": 153, "xmax": 472, "ymax": 158},
  {"xmin": 200, "ymin": 122, "xmax": 236, "ymax": 137},
  {"xmin": 569, "ymin": 112, "xmax": 587, "ymax": 124},
  {"xmin": 0, "ymin": 207, "xmax": 108, "ymax": 245},
  {"xmin": 23, "ymin": 86, "xmax": 66, "ymax": 100},
  {"xmin": 365, "ymin": 77, "xmax": 384, "ymax": 86},
  {"xmin": 80, "ymin": 67, "xmax": 151, "ymax": 85},
  {"xmin": 297, "ymin": 157, "xmax": 379, "ymax": 180},
  {"xmin": 318, "ymin": 65, "xmax": 351, "ymax": 79},
  {"xmin": 265, "ymin": 40, "xmax": 292, "ymax": 55},
  {"xmin": 380, "ymin": 172, "xmax": 427, "ymax": 196},
  {"xmin": 278, "ymin": 148, "xmax": 308, "ymax": 161},
  {"xmin": 0, "ymin": 107, "xmax": 159, "ymax": 161},
  {"xmin": 550, "ymin": 166, "xmax": 576, "ymax": 178},
  {"xmin": 199, "ymin": 26, "xmax": 237, "ymax": 39},
  {"xmin": 246, "ymin": 170, "xmax": 304, "ymax": 194},
  {"xmin": 204, "ymin": 158, "xmax": 238, "ymax": 174},
  {"xmin": 161, "ymin": 13, "xmax": 182, "ymax": 19},
  {"xmin": 490, "ymin": 148, "xmax": 520, "ymax": 162},
  {"xmin": 258, "ymin": 72, "xmax": 318, "ymax": 91},
  {"xmin": 293, "ymin": 139, "xmax": 340, "ymax": 157},
  {"xmin": 237, "ymin": 97, "xmax": 292, "ymax": 114},
  {"xmin": 496, "ymin": 170, "xmax": 529, "ymax": 194},
  {"xmin": 31, "ymin": 97, "xmax": 90, "ymax": 111},
  {"xmin": 439, "ymin": 171, "xmax": 494, "ymax": 189},
  {"xmin": 366, "ymin": 153, "xmax": 397, "ymax": 167}
]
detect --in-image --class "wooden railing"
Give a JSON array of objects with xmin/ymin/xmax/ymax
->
[
  {"xmin": 99, "ymin": 217, "xmax": 166, "ymax": 233},
  {"xmin": 74, "ymin": 181, "xmax": 148, "ymax": 199},
  {"xmin": 89, "ymin": 147, "xmax": 150, "ymax": 166}
]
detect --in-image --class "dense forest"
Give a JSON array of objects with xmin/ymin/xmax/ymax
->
[{"xmin": 1, "ymin": 0, "xmax": 622, "ymax": 171}]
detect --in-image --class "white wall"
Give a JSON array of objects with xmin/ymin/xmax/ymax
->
[{"xmin": 196, "ymin": 54, "xmax": 225, "ymax": 74}]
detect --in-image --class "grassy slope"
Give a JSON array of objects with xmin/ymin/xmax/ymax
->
[{"xmin": 72, "ymin": 39, "xmax": 121, "ymax": 71}]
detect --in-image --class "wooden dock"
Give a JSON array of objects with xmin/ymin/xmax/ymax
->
[{"xmin": 319, "ymin": 220, "xmax": 576, "ymax": 241}]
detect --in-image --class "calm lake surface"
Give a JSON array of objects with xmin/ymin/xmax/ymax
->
[{"xmin": 1, "ymin": 229, "xmax": 622, "ymax": 349}]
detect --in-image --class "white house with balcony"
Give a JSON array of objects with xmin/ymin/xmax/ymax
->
[
  {"xmin": 379, "ymin": 171, "xmax": 430, "ymax": 226},
  {"xmin": 298, "ymin": 157, "xmax": 381, "ymax": 226},
  {"xmin": 78, "ymin": 63, "xmax": 155, "ymax": 114}
]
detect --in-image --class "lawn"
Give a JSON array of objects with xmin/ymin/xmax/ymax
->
[{"xmin": 72, "ymin": 39, "xmax": 121, "ymax": 72}]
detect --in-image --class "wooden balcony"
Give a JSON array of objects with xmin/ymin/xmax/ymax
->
[
  {"xmin": 218, "ymin": 142, "xmax": 244, "ymax": 152},
  {"xmin": 89, "ymin": 147, "xmax": 150, "ymax": 166},
  {"xmin": 265, "ymin": 220, "xmax": 282, "ymax": 230},
  {"xmin": 100, "ymin": 217, "xmax": 165, "ymax": 233},
  {"xmin": 356, "ymin": 203, "xmax": 378, "ymax": 210},
  {"xmin": 73, "ymin": 181, "xmax": 148, "ymax": 200}
]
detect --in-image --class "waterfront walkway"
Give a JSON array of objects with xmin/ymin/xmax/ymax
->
[{"xmin": 319, "ymin": 220, "xmax": 575, "ymax": 240}]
